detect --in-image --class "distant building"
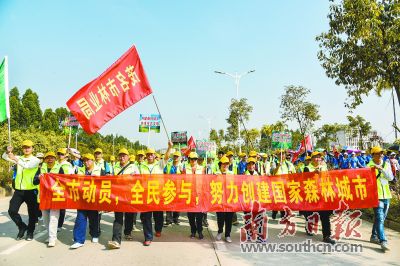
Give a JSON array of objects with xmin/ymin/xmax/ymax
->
[{"xmin": 336, "ymin": 130, "xmax": 383, "ymax": 150}]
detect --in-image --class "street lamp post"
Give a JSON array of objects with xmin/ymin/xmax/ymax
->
[{"xmin": 214, "ymin": 70, "xmax": 255, "ymax": 153}]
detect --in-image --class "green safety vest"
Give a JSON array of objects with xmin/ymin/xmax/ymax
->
[
  {"xmin": 113, "ymin": 162, "xmax": 138, "ymax": 175},
  {"xmin": 275, "ymin": 160, "xmax": 296, "ymax": 175},
  {"xmin": 367, "ymin": 160, "xmax": 392, "ymax": 199},
  {"xmin": 165, "ymin": 162, "xmax": 182, "ymax": 174},
  {"xmin": 14, "ymin": 155, "xmax": 40, "ymax": 190},
  {"xmin": 139, "ymin": 161, "xmax": 164, "ymax": 174},
  {"xmin": 245, "ymin": 170, "xmax": 259, "ymax": 176},
  {"xmin": 184, "ymin": 164, "xmax": 203, "ymax": 174},
  {"xmin": 77, "ymin": 166, "xmax": 102, "ymax": 176}
]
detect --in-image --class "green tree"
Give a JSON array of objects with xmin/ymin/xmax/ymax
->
[
  {"xmin": 8, "ymin": 87, "xmax": 22, "ymax": 129},
  {"xmin": 225, "ymin": 98, "xmax": 253, "ymax": 144},
  {"xmin": 42, "ymin": 108, "xmax": 59, "ymax": 132},
  {"xmin": 241, "ymin": 128, "xmax": 260, "ymax": 152},
  {"xmin": 317, "ymin": 0, "xmax": 400, "ymax": 109},
  {"xmin": 21, "ymin": 89, "xmax": 42, "ymax": 128},
  {"xmin": 347, "ymin": 115, "xmax": 372, "ymax": 149},
  {"xmin": 314, "ymin": 123, "xmax": 348, "ymax": 149},
  {"xmin": 280, "ymin": 85, "xmax": 320, "ymax": 135}
]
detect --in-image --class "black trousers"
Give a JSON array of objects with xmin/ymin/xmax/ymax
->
[
  {"xmin": 187, "ymin": 212, "xmax": 203, "ymax": 234},
  {"xmin": 8, "ymin": 190, "xmax": 38, "ymax": 234},
  {"xmin": 165, "ymin": 211, "xmax": 179, "ymax": 223},
  {"xmin": 153, "ymin": 211, "xmax": 163, "ymax": 232},
  {"xmin": 303, "ymin": 210, "xmax": 332, "ymax": 238},
  {"xmin": 123, "ymin": 212, "xmax": 137, "ymax": 235},
  {"xmin": 112, "ymin": 212, "xmax": 137, "ymax": 244},
  {"xmin": 217, "ymin": 212, "xmax": 234, "ymax": 237},
  {"xmin": 58, "ymin": 209, "xmax": 66, "ymax": 228},
  {"xmin": 141, "ymin": 212, "xmax": 153, "ymax": 241}
]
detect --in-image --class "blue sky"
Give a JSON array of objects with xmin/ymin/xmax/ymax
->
[{"xmin": 0, "ymin": 0, "xmax": 397, "ymax": 149}]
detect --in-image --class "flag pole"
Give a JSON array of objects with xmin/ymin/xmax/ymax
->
[
  {"xmin": 67, "ymin": 126, "xmax": 72, "ymax": 149},
  {"xmin": 152, "ymin": 95, "xmax": 170, "ymax": 142},
  {"xmin": 4, "ymin": 56, "xmax": 11, "ymax": 145}
]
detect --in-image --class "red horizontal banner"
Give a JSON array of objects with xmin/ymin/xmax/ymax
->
[{"xmin": 39, "ymin": 169, "xmax": 378, "ymax": 212}]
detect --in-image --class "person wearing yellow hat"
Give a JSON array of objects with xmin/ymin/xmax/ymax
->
[
  {"xmin": 367, "ymin": 146, "xmax": 394, "ymax": 251},
  {"xmin": 164, "ymin": 150, "xmax": 183, "ymax": 226},
  {"xmin": 212, "ymin": 151, "xmax": 225, "ymax": 175},
  {"xmin": 237, "ymin": 152, "xmax": 247, "ymax": 174},
  {"xmin": 135, "ymin": 150, "xmax": 146, "ymax": 167},
  {"xmin": 248, "ymin": 150, "xmax": 264, "ymax": 175},
  {"xmin": 55, "ymin": 148, "xmax": 73, "ymax": 232},
  {"xmin": 137, "ymin": 141, "xmax": 173, "ymax": 246},
  {"xmin": 214, "ymin": 156, "xmax": 234, "ymax": 243},
  {"xmin": 225, "ymin": 151, "xmax": 238, "ymax": 175},
  {"xmin": 37, "ymin": 151, "xmax": 64, "ymax": 247},
  {"xmin": 94, "ymin": 148, "xmax": 111, "ymax": 175},
  {"xmin": 245, "ymin": 157, "xmax": 258, "ymax": 176},
  {"xmin": 271, "ymin": 150, "xmax": 296, "ymax": 220},
  {"xmin": 261, "ymin": 153, "xmax": 272, "ymax": 176},
  {"xmin": 70, "ymin": 153, "xmax": 102, "ymax": 249},
  {"xmin": 108, "ymin": 148, "xmax": 140, "ymax": 249},
  {"xmin": 109, "ymin": 155, "xmax": 116, "ymax": 174},
  {"xmin": 2, "ymin": 140, "xmax": 41, "ymax": 241},
  {"xmin": 302, "ymin": 150, "xmax": 335, "ymax": 245},
  {"xmin": 183, "ymin": 152, "xmax": 205, "ymax": 240}
]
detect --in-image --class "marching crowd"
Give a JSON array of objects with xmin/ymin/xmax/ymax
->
[{"xmin": 2, "ymin": 140, "xmax": 396, "ymax": 252}]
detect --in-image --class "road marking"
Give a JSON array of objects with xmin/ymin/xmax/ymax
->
[{"xmin": 0, "ymin": 213, "xmax": 75, "ymax": 255}]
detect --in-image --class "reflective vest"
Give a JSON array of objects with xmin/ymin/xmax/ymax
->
[
  {"xmin": 214, "ymin": 169, "xmax": 233, "ymax": 175},
  {"xmin": 304, "ymin": 163, "xmax": 328, "ymax": 173},
  {"xmin": 37, "ymin": 162, "xmax": 63, "ymax": 203},
  {"xmin": 113, "ymin": 162, "xmax": 139, "ymax": 175},
  {"xmin": 165, "ymin": 162, "xmax": 182, "ymax": 174},
  {"xmin": 275, "ymin": 160, "xmax": 296, "ymax": 175},
  {"xmin": 245, "ymin": 170, "xmax": 259, "ymax": 176},
  {"xmin": 367, "ymin": 160, "xmax": 393, "ymax": 199},
  {"xmin": 139, "ymin": 161, "xmax": 164, "ymax": 174},
  {"xmin": 77, "ymin": 165, "xmax": 102, "ymax": 176},
  {"xmin": 95, "ymin": 159, "xmax": 111, "ymax": 175},
  {"xmin": 14, "ymin": 155, "xmax": 40, "ymax": 190},
  {"xmin": 184, "ymin": 164, "xmax": 204, "ymax": 174},
  {"xmin": 58, "ymin": 160, "xmax": 73, "ymax": 174}
]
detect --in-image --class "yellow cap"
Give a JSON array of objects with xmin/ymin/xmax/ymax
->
[
  {"xmin": 130, "ymin": 155, "xmax": 136, "ymax": 162},
  {"xmin": 137, "ymin": 150, "xmax": 145, "ymax": 156},
  {"xmin": 155, "ymin": 153, "xmax": 161, "ymax": 158},
  {"xmin": 188, "ymin": 152, "xmax": 198, "ymax": 159},
  {"xmin": 82, "ymin": 153, "xmax": 95, "ymax": 160},
  {"xmin": 370, "ymin": 146, "xmax": 383, "ymax": 154},
  {"xmin": 94, "ymin": 148, "xmax": 103, "ymax": 154},
  {"xmin": 44, "ymin": 151, "xmax": 56, "ymax": 159},
  {"xmin": 110, "ymin": 155, "xmax": 115, "ymax": 161},
  {"xmin": 305, "ymin": 156, "xmax": 311, "ymax": 160},
  {"xmin": 247, "ymin": 157, "xmax": 257, "ymax": 163},
  {"xmin": 146, "ymin": 148, "xmax": 156, "ymax": 154},
  {"xmin": 173, "ymin": 151, "xmax": 181, "ymax": 157},
  {"xmin": 118, "ymin": 148, "xmax": 129, "ymax": 155},
  {"xmin": 57, "ymin": 148, "xmax": 67, "ymax": 155},
  {"xmin": 249, "ymin": 151, "xmax": 257, "ymax": 157},
  {"xmin": 219, "ymin": 156, "xmax": 229, "ymax": 164},
  {"xmin": 226, "ymin": 151, "xmax": 234, "ymax": 156},
  {"xmin": 310, "ymin": 151, "xmax": 322, "ymax": 157},
  {"xmin": 239, "ymin": 152, "xmax": 247, "ymax": 157},
  {"xmin": 22, "ymin": 140, "xmax": 33, "ymax": 147}
]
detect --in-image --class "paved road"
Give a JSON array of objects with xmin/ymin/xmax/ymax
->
[{"xmin": 0, "ymin": 196, "xmax": 399, "ymax": 266}]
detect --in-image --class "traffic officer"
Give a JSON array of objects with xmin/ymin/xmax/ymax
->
[
  {"xmin": 138, "ymin": 142, "xmax": 172, "ymax": 246},
  {"xmin": 215, "ymin": 156, "xmax": 234, "ymax": 243},
  {"xmin": 108, "ymin": 148, "xmax": 140, "ymax": 249},
  {"xmin": 164, "ymin": 150, "xmax": 183, "ymax": 226},
  {"xmin": 2, "ymin": 140, "xmax": 40, "ymax": 241},
  {"xmin": 70, "ymin": 153, "xmax": 102, "ymax": 249},
  {"xmin": 184, "ymin": 152, "xmax": 205, "ymax": 239}
]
